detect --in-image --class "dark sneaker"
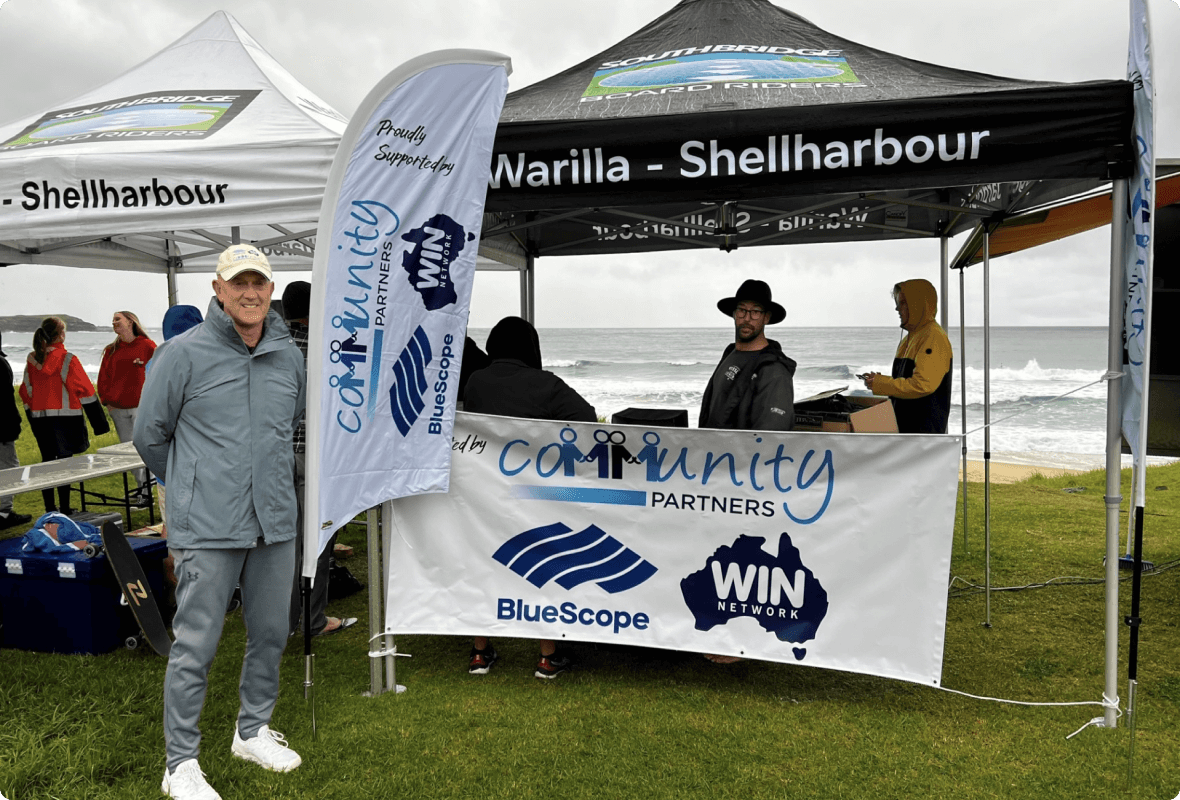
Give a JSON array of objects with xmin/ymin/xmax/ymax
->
[
  {"xmin": 534, "ymin": 652, "xmax": 571, "ymax": 680},
  {"xmin": 468, "ymin": 646, "xmax": 499, "ymax": 675},
  {"xmin": 0, "ymin": 510, "xmax": 32, "ymax": 530}
]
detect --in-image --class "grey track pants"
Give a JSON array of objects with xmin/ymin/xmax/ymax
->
[{"xmin": 164, "ymin": 538, "xmax": 295, "ymax": 772}]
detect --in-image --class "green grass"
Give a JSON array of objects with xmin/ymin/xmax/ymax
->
[{"xmin": 2, "ymin": 386, "xmax": 1179, "ymax": 798}]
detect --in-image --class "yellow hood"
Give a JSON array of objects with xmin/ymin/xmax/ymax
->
[{"xmin": 898, "ymin": 279, "xmax": 937, "ymax": 332}]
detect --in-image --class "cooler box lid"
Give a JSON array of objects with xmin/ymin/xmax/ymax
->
[{"xmin": 0, "ymin": 535, "xmax": 165, "ymax": 582}]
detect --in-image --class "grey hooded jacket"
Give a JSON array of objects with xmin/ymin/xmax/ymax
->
[{"xmin": 134, "ymin": 297, "xmax": 305, "ymax": 549}]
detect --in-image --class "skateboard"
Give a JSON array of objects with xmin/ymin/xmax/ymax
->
[{"xmin": 99, "ymin": 522, "xmax": 172, "ymax": 657}]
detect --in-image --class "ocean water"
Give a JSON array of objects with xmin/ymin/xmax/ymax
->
[
  {"xmin": 473, "ymin": 326, "xmax": 1145, "ymax": 473},
  {"xmin": 7, "ymin": 325, "xmax": 1156, "ymax": 471}
]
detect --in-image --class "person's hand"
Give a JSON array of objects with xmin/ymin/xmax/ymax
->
[
  {"xmin": 862, "ymin": 372, "xmax": 880, "ymax": 391},
  {"xmin": 133, "ymin": 358, "xmax": 144, "ymax": 366},
  {"xmin": 41, "ymin": 521, "xmax": 61, "ymax": 543}
]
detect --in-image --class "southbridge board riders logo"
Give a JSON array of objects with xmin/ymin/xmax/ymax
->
[
  {"xmin": 493, "ymin": 521, "xmax": 659, "ymax": 636},
  {"xmin": 582, "ymin": 46, "xmax": 860, "ymax": 102},
  {"xmin": 0, "ymin": 90, "xmax": 261, "ymax": 150}
]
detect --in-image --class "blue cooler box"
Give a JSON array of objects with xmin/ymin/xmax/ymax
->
[{"xmin": 0, "ymin": 534, "xmax": 169, "ymax": 655}]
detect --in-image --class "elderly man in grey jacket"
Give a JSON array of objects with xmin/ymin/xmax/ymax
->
[{"xmin": 135, "ymin": 244, "xmax": 306, "ymax": 800}]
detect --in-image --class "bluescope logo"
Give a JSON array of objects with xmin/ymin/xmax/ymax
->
[
  {"xmin": 399, "ymin": 213, "xmax": 474, "ymax": 310},
  {"xmin": 583, "ymin": 48, "xmax": 858, "ymax": 99},
  {"xmin": 1, "ymin": 90, "xmax": 261, "ymax": 150},
  {"xmin": 493, "ymin": 522, "xmax": 657, "ymax": 592},
  {"xmin": 387, "ymin": 326, "xmax": 456, "ymax": 437},
  {"xmin": 494, "ymin": 522, "xmax": 658, "ymax": 635},
  {"xmin": 389, "ymin": 326, "xmax": 431, "ymax": 435},
  {"xmin": 680, "ymin": 532, "xmax": 828, "ymax": 660}
]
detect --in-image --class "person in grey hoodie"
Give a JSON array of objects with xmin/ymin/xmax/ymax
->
[{"xmin": 135, "ymin": 244, "xmax": 305, "ymax": 800}]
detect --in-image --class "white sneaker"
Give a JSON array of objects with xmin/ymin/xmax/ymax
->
[
  {"xmin": 231, "ymin": 724, "xmax": 302, "ymax": 772},
  {"xmin": 161, "ymin": 759, "xmax": 222, "ymax": 800}
]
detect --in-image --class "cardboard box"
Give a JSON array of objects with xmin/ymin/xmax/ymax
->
[
  {"xmin": 0, "ymin": 534, "xmax": 167, "ymax": 654},
  {"xmin": 794, "ymin": 388, "xmax": 898, "ymax": 433}
]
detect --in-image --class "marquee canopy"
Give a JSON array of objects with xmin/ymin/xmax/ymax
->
[
  {"xmin": 0, "ymin": 2, "xmax": 1138, "ymax": 274},
  {"xmin": 953, "ymin": 161, "xmax": 1180, "ymax": 268},
  {"xmin": 481, "ymin": 0, "xmax": 1135, "ymax": 258},
  {"xmin": 0, "ymin": 11, "xmax": 522, "ymax": 277},
  {"xmin": 0, "ymin": 11, "xmax": 349, "ymax": 274}
]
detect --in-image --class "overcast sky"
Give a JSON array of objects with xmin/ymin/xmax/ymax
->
[{"xmin": 1, "ymin": 0, "xmax": 1177, "ymax": 330}]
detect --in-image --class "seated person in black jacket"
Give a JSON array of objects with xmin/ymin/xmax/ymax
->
[{"xmin": 463, "ymin": 316, "xmax": 596, "ymax": 680}]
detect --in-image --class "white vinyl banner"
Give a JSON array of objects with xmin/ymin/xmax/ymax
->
[
  {"xmin": 305, "ymin": 51, "xmax": 510, "ymax": 567},
  {"xmin": 1121, "ymin": 0, "xmax": 1155, "ymax": 507},
  {"xmin": 386, "ymin": 414, "xmax": 961, "ymax": 687}
]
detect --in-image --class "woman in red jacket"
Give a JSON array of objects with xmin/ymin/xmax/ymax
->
[
  {"xmin": 97, "ymin": 310, "xmax": 156, "ymax": 504},
  {"xmin": 19, "ymin": 316, "xmax": 110, "ymax": 514}
]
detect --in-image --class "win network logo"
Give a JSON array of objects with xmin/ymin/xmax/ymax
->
[
  {"xmin": 388, "ymin": 326, "xmax": 432, "ymax": 436},
  {"xmin": 400, "ymin": 213, "xmax": 473, "ymax": 311},
  {"xmin": 493, "ymin": 522, "xmax": 657, "ymax": 593}
]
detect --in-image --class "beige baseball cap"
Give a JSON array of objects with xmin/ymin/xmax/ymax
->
[{"xmin": 216, "ymin": 243, "xmax": 273, "ymax": 281}]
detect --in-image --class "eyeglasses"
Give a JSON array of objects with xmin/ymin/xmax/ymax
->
[{"xmin": 734, "ymin": 306, "xmax": 766, "ymax": 320}]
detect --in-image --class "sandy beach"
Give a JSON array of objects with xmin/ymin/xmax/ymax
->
[{"xmin": 960, "ymin": 460, "xmax": 1086, "ymax": 484}]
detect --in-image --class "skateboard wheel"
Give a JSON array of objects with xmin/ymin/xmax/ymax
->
[
  {"xmin": 83, "ymin": 543, "xmax": 100, "ymax": 557},
  {"xmin": 125, "ymin": 635, "xmax": 140, "ymax": 650}
]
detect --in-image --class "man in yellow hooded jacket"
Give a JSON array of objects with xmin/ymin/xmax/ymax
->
[{"xmin": 862, "ymin": 279, "xmax": 953, "ymax": 434}]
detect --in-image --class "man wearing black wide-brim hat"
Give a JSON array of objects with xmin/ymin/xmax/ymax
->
[{"xmin": 699, "ymin": 279, "xmax": 797, "ymax": 432}]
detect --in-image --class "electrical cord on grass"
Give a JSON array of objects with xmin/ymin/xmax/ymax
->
[{"xmin": 947, "ymin": 559, "xmax": 1179, "ymax": 598}]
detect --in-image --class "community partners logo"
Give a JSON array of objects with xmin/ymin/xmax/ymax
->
[
  {"xmin": 0, "ymin": 90, "xmax": 260, "ymax": 150},
  {"xmin": 680, "ymin": 532, "xmax": 828, "ymax": 660},
  {"xmin": 493, "ymin": 521, "xmax": 658, "ymax": 636},
  {"xmin": 400, "ymin": 212, "xmax": 474, "ymax": 311}
]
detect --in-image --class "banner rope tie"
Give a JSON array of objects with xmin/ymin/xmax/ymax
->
[
  {"xmin": 935, "ymin": 686, "xmax": 1120, "ymax": 737},
  {"xmin": 367, "ymin": 631, "xmax": 412, "ymax": 660},
  {"xmin": 386, "ymin": 512, "xmax": 414, "ymax": 551}
]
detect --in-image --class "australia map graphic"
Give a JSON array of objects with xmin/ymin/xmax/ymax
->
[
  {"xmin": 680, "ymin": 532, "xmax": 828, "ymax": 658},
  {"xmin": 400, "ymin": 212, "xmax": 471, "ymax": 310}
]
